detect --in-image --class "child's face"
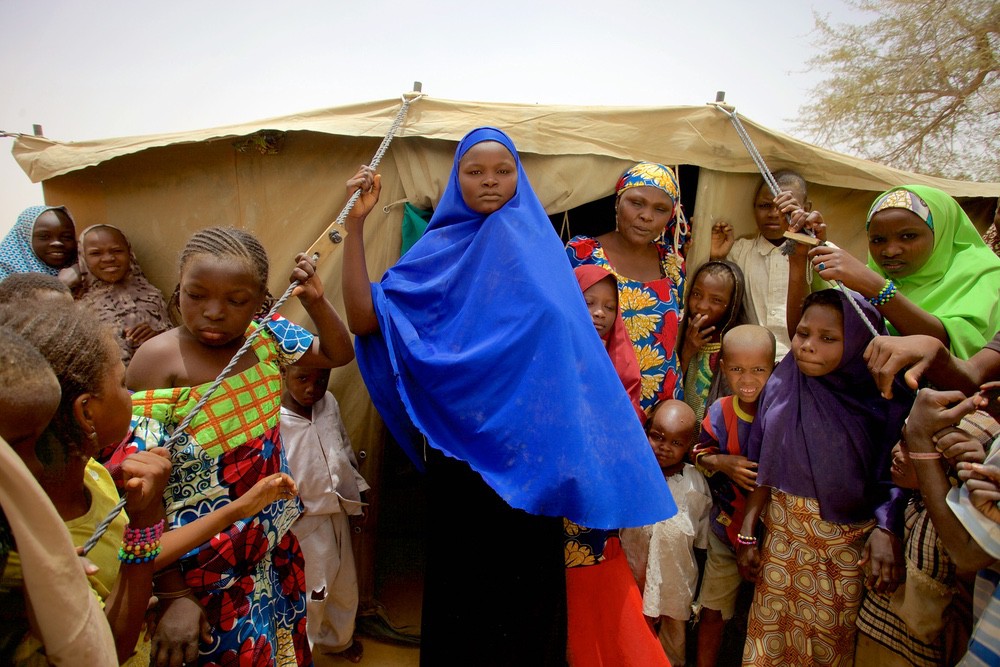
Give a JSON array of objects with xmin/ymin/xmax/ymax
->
[
  {"xmin": 753, "ymin": 183, "xmax": 806, "ymax": 242},
  {"xmin": 721, "ymin": 347, "xmax": 773, "ymax": 405},
  {"xmin": 582, "ymin": 277, "xmax": 617, "ymax": 339},
  {"xmin": 646, "ymin": 407, "xmax": 694, "ymax": 471},
  {"xmin": 458, "ymin": 141, "xmax": 518, "ymax": 215},
  {"xmin": 791, "ymin": 304, "xmax": 844, "ymax": 377},
  {"xmin": 178, "ymin": 254, "xmax": 265, "ymax": 347},
  {"xmin": 687, "ymin": 270, "xmax": 733, "ymax": 329},
  {"xmin": 615, "ymin": 187, "xmax": 674, "ymax": 247},
  {"xmin": 890, "ymin": 443, "xmax": 919, "ymax": 490},
  {"xmin": 84, "ymin": 343, "xmax": 133, "ymax": 452},
  {"xmin": 283, "ymin": 366, "xmax": 331, "ymax": 410},
  {"xmin": 31, "ymin": 210, "xmax": 77, "ymax": 269},
  {"xmin": 82, "ymin": 227, "xmax": 130, "ymax": 284},
  {"xmin": 867, "ymin": 208, "xmax": 934, "ymax": 279}
]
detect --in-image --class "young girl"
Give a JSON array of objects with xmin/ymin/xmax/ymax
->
[
  {"xmin": 123, "ymin": 226, "xmax": 354, "ymax": 666},
  {"xmin": 678, "ymin": 260, "xmax": 748, "ymax": 426},
  {"xmin": 737, "ymin": 289, "xmax": 913, "ymax": 666},
  {"xmin": 72, "ymin": 224, "xmax": 171, "ymax": 365},
  {"xmin": 0, "ymin": 301, "xmax": 171, "ymax": 666},
  {"xmin": 342, "ymin": 127, "xmax": 675, "ymax": 664},
  {"xmin": 0, "ymin": 206, "xmax": 78, "ymax": 282}
]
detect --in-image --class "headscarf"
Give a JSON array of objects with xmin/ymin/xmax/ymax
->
[
  {"xmin": 0, "ymin": 206, "xmax": 74, "ymax": 281},
  {"xmin": 75, "ymin": 225, "xmax": 170, "ymax": 365},
  {"xmin": 748, "ymin": 289, "xmax": 912, "ymax": 529},
  {"xmin": 865, "ymin": 185, "xmax": 1000, "ymax": 359},
  {"xmin": 355, "ymin": 127, "xmax": 677, "ymax": 530},
  {"xmin": 573, "ymin": 265, "xmax": 644, "ymax": 423},
  {"xmin": 615, "ymin": 162, "xmax": 689, "ymax": 257}
]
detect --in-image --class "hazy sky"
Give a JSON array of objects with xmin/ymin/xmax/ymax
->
[{"xmin": 0, "ymin": 0, "xmax": 863, "ymax": 234}]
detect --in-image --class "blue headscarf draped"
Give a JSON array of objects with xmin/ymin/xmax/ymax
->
[
  {"xmin": 355, "ymin": 127, "xmax": 677, "ymax": 529},
  {"xmin": 0, "ymin": 206, "xmax": 73, "ymax": 282}
]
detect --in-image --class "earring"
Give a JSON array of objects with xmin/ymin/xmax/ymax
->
[{"xmin": 89, "ymin": 431, "xmax": 99, "ymax": 443}]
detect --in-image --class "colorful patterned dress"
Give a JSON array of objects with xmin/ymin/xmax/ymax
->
[
  {"xmin": 566, "ymin": 236, "xmax": 685, "ymax": 408},
  {"xmin": 107, "ymin": 314, "xmax": 314, "ymax": 666}
]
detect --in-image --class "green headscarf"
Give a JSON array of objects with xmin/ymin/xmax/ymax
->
[{"xmin": 866, "ymin": 185, "xmax": 1000, "ymax": 359}]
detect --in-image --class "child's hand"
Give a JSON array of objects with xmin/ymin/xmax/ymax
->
[
  {"xmin": 932, "ymin": 424, "xmax": 986, "ymax": 466},
  {"xmin": 978, "ymin": 381, "xmax": 1000, "ymax": 422},
  {"xmin": 956, "ymin": 462, "xmax": 1000, "ymax": 525},
  {"xmin": 714, "ymin": 455, "xmax": 758, "ymax": 492},
  {"xmin": 859, "ymin": 528, "xmax": 903, "ymax": 594},
  {"xmin": 346, "ymin": 166, "xmax": 382, "ymax": 223},
  {"xmin": 808, "ymin": 245, "xmax": 882, "ymax": 295},
  {"xmin": 709, "ymin": 220, "xmax": 734, "ymax": 260},
  {"xmin": 290, "ymin": 252, "xmax": 324, "ymax": 303},
  {"xmin": 736, "ymin": 543, "xmax": 761, "ymax": 582},
  {"xmin": 683, "ymin": 313, "xmax": 716, "ymax": 355},
  {"xmin": 231, "ymin": 473, "xmax": 298, "ymax": 519},
  {"xmin": 864, "ymin": 334, "xmax": 946, "ymax": 399},
  {"xmin": 906, "ymin": 388, "xmax": 986, "ymax": 454},
  {"xmin": 125, "ymin": 323, "xmax": 159, "ymax": 347},
  {"xmin": 121, "ymin": 447, "xmax": 171, "ymax": 526}
]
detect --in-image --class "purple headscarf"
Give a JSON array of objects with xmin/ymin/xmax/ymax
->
[{"xmin": 747, "ymin": 289, "xmax": 913, "ymax": 531}]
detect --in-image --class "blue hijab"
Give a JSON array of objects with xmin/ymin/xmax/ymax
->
[
  {"xmin": 355, "ymin": 127, "xmax": 677, "ymax": 529},
  {"xmin": 0, "ymin": 206, "xmax": 72, "ymax": 281}
]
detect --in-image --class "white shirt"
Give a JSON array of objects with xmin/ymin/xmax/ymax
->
[
  {"xmin": 280, "ymin": 393, "xmax": 369, "ymax": 516},
  {"xmin": 728, "ymin": 234, "xmax": 795, "ymax": 360}
]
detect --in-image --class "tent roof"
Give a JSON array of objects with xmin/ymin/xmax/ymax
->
[{"xmin": 12, "ymin": 95, "xmax": 999, "ymax": 196}]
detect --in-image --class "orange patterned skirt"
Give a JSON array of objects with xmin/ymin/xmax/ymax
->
[{"xmin": 743, "ymin": 490, "xmax": 874, "ymax": 666}]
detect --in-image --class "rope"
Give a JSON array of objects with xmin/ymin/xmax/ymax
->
[
  {"xmin": 82, "ymin": 93, "xmax": 422, "ymax": 556},
  {"xmin": 710, "ymin": 103, "xmax": 880, "ymax": 338}
]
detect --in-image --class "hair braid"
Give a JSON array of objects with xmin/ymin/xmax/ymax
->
[{"xmin": 173, "ymin": 227, "xmax": 274, "ymax": 318}]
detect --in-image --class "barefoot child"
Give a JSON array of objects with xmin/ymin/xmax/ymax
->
[
  {"xmin": 281, "ymin": 365, "xmax": 368, "ymax": 662},
  {"xmin": 123, "ymin": 227, "xmax": 354, "ymax": 666},
  {"xmin": 621, "ymin": 400, "xmax": 712, "ymax": 666},
  {"xmin": 0, "ymin": 302, "xmax": 172, "ymax": 665},
  {"xmin": 689, "ymin": 324, "xmax": 775, "ymax": 667},
  {"xmin": 738, "ymin": 289, "xmax": 913, "ymax": 666},
  {"xmin": 678, "ymin": 260, "xmax": 748, "ymax": 428}
]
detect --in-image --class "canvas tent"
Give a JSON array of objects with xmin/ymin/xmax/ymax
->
[{"xmin": 11, "ymin": 93, "xmax": 1000, "ymax": 605}]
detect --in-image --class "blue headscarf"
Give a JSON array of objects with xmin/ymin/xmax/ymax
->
[
  {"xmin": 0, "ymin": 206, "xmax": 73, "ymax": 282},
  {"xmin": 355, "ymin": 127, "xmax": 677, "ymax": 529}
]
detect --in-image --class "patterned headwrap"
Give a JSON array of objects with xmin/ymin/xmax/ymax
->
[
  {"xmin": 867, "ymin": 189, "xmax": 933, "ymax": 230},
  {"xmin": 0, "ymin": 206, "xmax": 75, "ymax": 282},
  {"xmin": 615, "ymin": 162, "xmax": 680, "ymax": 207}
]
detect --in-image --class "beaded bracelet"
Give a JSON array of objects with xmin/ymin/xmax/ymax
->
[
  {"xmin": 867, "ymin": 279, "xmax": 898, "ymax": 307},
  {"xmin": 118, "ymin": 519, "xmax": 165, "ymax": 565},
  {"xmin": 736, "ymin": 533, "xmax": 757, "ymax": 547},
  {"xmin": 907, "ymin": 451, "xmax": 942, "ymax": 460}
]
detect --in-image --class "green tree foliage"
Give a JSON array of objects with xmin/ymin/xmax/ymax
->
[{"xmin": 797, "ymin": 0, "xmax": 999, "ymax": 181}]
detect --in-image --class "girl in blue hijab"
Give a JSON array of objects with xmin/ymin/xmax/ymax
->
[{"xmin": 342, "ymin": 127, "xmax": 676, "ymax": 664}]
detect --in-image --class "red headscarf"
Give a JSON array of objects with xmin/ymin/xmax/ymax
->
[{"xmin": 574, "ymin": 265, "xmax": 645, "ymax": 423}]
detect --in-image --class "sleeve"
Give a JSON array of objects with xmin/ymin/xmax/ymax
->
[
  {"xmin": 692, "ymin": 407, "xmax": 723, "ymax": 475},
  {"xmin": 693, "ymin": 471, "xmax": 712, "ymax": 550},
  {"xmin": 263, "ymin": 314, "xmax": 315, "ymax": 367},
  {"xmin": 947, "ymin": 434, "xmax": 1000, "ymax": 560},
  {"xmin": 565, "ymin": 236, "xmax": 597, "ymax": 266}
]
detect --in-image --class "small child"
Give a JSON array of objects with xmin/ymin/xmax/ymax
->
[
  {"xmin": 280, "ymin": 364, "xmax": 368, "ymax": 662},
  {"xmin": 0, "ymin": 272, "xmax": 73, "ymax": 304},
  {"xmin": 689, "ymin": 324, "xmax": 775, "ymax": 667},
  {"xmin": 621, "ymin": 399, "xmax": 712, "ymax": 666},
  {"xmin": 710, "ymin": 170, "xmax": 821, "ymax": 361},
  {"xmin": 737, "ymin": 289, "xmax": 913, "ymax": 666},
  {"xmin": 678, "ymin": 260, "xmax": 748, "ymax": 428},
  {"xmin": 0, "ymin": 206, "xmax": 78, "ymax": 282}
]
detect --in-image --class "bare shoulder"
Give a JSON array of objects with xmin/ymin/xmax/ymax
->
[{"xmin": 127, "ymin": 327, "xmax": 183, "ymax": 390}]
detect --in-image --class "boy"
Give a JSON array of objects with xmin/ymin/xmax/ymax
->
[
  {"xmin": 690, "ymin": 324, "xmax": 776, "ymax": 667},
  {"xmin": 711, "ymin": 169, "xmax": 820, "ymax": 361},
  {"xmin": 281, "ymin": 365, "xmax": 368, "ymax": 663},
  {"xmin": 621, "ymin": 400, "xmax": 712, "ymax": 666}
]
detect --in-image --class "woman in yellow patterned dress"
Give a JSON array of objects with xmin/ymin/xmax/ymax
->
[{"xmin": 567, "ymin": 162, "xmax": 687, "ymax": 411}]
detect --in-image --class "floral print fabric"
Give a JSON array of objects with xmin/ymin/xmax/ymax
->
[{"xmin": 567, "ymin": 236, "xmax": 685, "ymax": 407}]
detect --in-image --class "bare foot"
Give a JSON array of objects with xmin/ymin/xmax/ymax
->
[{"xmin": 326, "ymin": 639, "xmax": 363, "ymax": 663}]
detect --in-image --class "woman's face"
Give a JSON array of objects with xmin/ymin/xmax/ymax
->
[
  {"xmin": 867, "ymin": 208, "xmax": 934, "ymax": 279},
  {"xmin": 615, "ymin": 186, "xmax": 674, "ymax": 246},
  {"xmin": 458, "ymin": 141, "xmax": 518, "ymax": 215},
  {"xmin": 83, "ymin": 227, "xmax": 131, "ymax": 284},
  {"xmin": 31, "ymin": 210, "xmax": 77, "ymax": 269}
]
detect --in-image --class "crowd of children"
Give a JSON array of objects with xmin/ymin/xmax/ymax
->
[{"xmin": 1, "ymin": 130, "xmax": 999, "ymax": 667}]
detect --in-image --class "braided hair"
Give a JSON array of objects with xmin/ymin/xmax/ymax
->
[
  {"xmin": 0, "ymin": 325, "xmax": 61, "ymax": 429},
  {"xmin": 0, "ymin": 272, "xmax": 73, "ymax": 304},
  {"xmin": 0, "ymin": 302, "xmax": 117, "ymax": 464},
  {"xmin": 169, "ymin": 227, "xmax": 275, "ymax": 320}
]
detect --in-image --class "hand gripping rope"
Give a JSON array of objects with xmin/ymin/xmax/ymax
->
[
  {"xmin": 709, "ymin": 100, "xmax": 880, "ymax": 338},
  {"xmin": 81, "ymin": 91, "xmax": 423, "ymax": 555}
]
